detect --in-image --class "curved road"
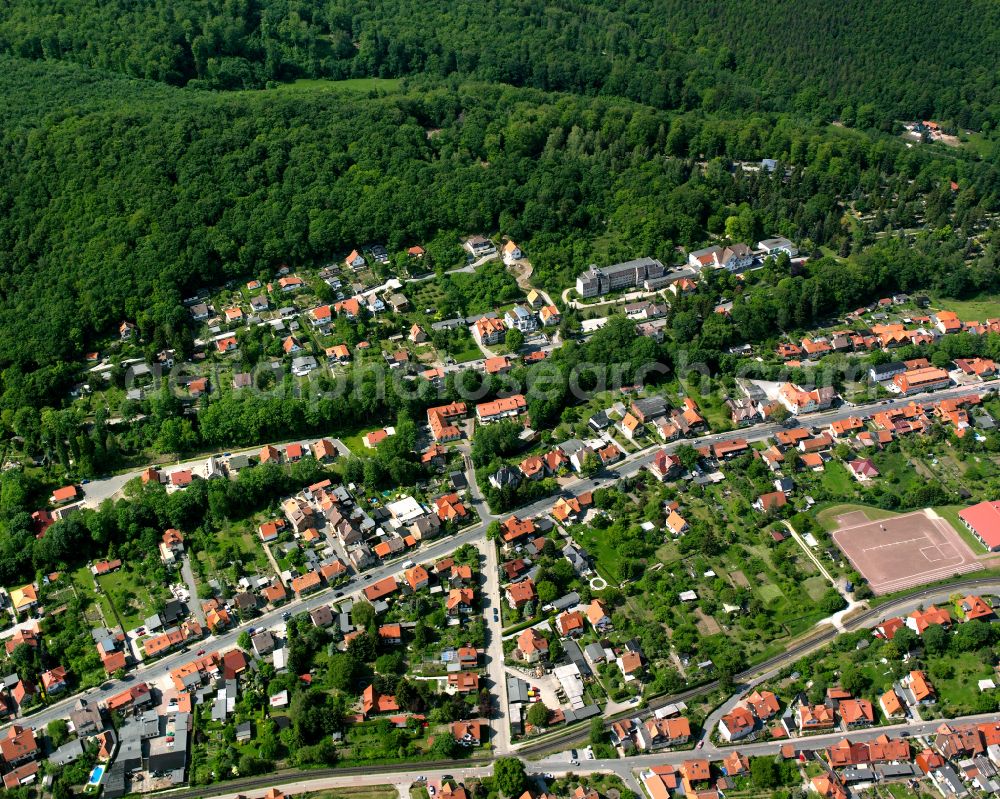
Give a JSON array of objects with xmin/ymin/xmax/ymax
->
[{"xmin": 16, "ymin": 381, "xmax": 996, "ymax": 777}]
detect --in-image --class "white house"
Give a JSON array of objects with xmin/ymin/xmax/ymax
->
[{"xmin": 502, "ymin": 241, "xmax": 523, "ymax": 264}]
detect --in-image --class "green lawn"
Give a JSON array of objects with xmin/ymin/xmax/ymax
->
[
  {"xmin": 680, "ymin": 379, "xmax": 733, "ymax": 432},
  {"xmin": 815, "ymin": 502, "xmax": 900, "ymax": 531},
  {"xmin": 70, "ymin": 565, "xmax": 114, "ymax": 625},
  {"xmin": 926, "ymin": 292, "xmax": 1000, "ymax": 322},
  {"xmin": 819, "ymin": 460, "xmax": 855, "ymax": 496},
  {"xmin": 960, "ymin": 130, "xmax": 996, "ymax": 159},
  {"xmin": 304, "ymin": 788, "xmax": 399, "ymax": 799},
  {"xmin": 756, "ymin": 583, "xmax": 783, "ymax": 604},
  {"xmin": 802, "ymin": 575, "xmax": 830, "ymax": 601},
  {"xmin": 97, "ymin": 567, "xmax": 168, "ymax": 630},
  {"xmin": 451, "ymin": 338, "xmax": 483, "ymax": 363},
  {"xmin": 571, "ymin": 525, "xmax": 624, "ymax": 582},
  {"xmin": 340, "ymin": 430, "xmax": 375, "ymax": 457},
  {"xmin": 930, "ymin": 653, "xmax": 996, "ymax": 714}
]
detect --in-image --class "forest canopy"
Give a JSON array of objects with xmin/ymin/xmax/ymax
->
[
  {"xmin": 0, "ymin": 0, "xmax": 998, "ymax": 127},
  {"xmin": 0, "ymin": 55, "xmax": 998, "ymax": 414}
]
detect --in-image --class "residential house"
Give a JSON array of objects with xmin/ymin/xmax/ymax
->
[
  {"xmin": 879, "ymin": 689, "xmax": 906, "ymax": 719},
  {"xmin": 798, "ymin": 704, "xmax": 836, "ymax": 732},
  {"xmin": 472, "ymin": 316, "xmax": 507, "ymax": 346},
  {"xmin": 555, "ymin": 611, "xmax": 585, "ymax": 638},
  {"xmin": 642, "ymin": 717, "xmax": 692, "ymax": 748},
  {"xmin": 848, "ymin": 459, "xmax": 879, "ymax": 482},
  {"xmin": 754, "ymin": 491, "xmax": 787, "ymax": 513},
  {"xmin": 893, "ymin": 366, "xmax": 951, "ymax": 395},
  {"xmin": 585, "ymin": 600, "xmax": 612, "ymax": 632},
  {"xmin": 777, "ymin": 383, "xmax": 836, "ymax": 415},
  {"xmin": 906, "ymin": 605, "xmax": 951, "ymax": 635},
  {"xmin": 539, "ymin": 305, "xmax": 561, "ymax": 326},
  {"xmin": 502, "ymin": 241, "xmax": 522, "ymax": 264},
  {"xmin": 649, "ymin": 450, "xmax": 682, "ymax": 481},
  {"xmin": 718, "ymin": 707, "xmax": 756, "ymax": 742},
  {"xmin": 515, "ymin": 628, "xmax": 549, "ymax": 663},
  {"xmin": 506, "ymin": 579, "xmax": 537, "ymax": 609},
  {"xmin": 903, "ymin": 670, "xmax": 936, "ymax": 705},
  {"xmin": 446, "ymin": 588, "xmax": 474, "ymax": 615},
  {"xmin": 619, "ymin": 412, "xmax": 644, "ymax": 441},
  {"xmin": 476, "ymin": 394, "xmax": 527, "ymax": 424}
]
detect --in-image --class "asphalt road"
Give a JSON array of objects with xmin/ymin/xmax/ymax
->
[
  {"xmin": 17, "ymin": 381, "xmax": 993, "ymax": 737},
  {"xmin": 148, "ymin": 707, "xmax": 1000, "ymax": 799}
]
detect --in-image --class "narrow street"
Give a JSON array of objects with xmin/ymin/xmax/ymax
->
[
  {"xmin": 180, "ymin": 554, "xmax": 206, "ymax": 626},
  {"xmin": 480, "ymin": 537, "xmax": 511, "ymax": 755}
]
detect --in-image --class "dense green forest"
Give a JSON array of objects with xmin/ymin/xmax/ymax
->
[
  {"xmin": 2, "ymin": 55, "xmax": 998, "ymax": 415},
  {"xmin": 1, "ymin": 0, "xmax": 999, "ymax": 127}
]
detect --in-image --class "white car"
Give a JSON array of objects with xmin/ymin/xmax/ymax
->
[{"xmin": 584, "ymin": 749, "xmax": 595, "ymax": 760}]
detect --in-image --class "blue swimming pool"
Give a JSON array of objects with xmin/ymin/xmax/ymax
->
[{"xmin": 88, "ymin": 765, "xmax": 105, "ymax": 786}]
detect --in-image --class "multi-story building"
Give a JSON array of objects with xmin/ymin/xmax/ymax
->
[{"xmin": 575, "ymin": 257, "xmax": 665, "ymax": 298}]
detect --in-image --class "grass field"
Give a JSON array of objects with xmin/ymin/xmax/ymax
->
[
  {"xmin": 802, "ymin": 575, "xmax": 830, "ymax": 602},
  {"xmin": 960, "ymin": 130, "xmax": 996, "ymax": 159},
  {"xmin": 815, "ymin": 503, "xmax": 899, "ymax": 531},
  {"xmin": 927, "ymin": 291, "xmax": 1000, "ymax": 322},
  {"xmin": 97, "ymin": 567, "xmax": 168, "ymax": 630},
  {"xmin": 930, "ymin": 652, "xmax": 995, "ymax": 714},
  {"xmin": 71, "ymin": 566, "xmax": 114, "ymax": 626},
  {"xmin": 451, "ymin": 338, "xmax": 484, "ymax": 363},
  {"xmin": 571, "ymin": 526, "xmax": 624, "ymax": 582},
  {"xmin": 819, "ymin": 460, "xmax": 855, "ymax": 495},
  {"xmin": 756, "ymin": 583, "xmax": 783, "ymax": 604}
]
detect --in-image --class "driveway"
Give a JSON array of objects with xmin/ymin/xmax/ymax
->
[{"xmin": 180, "ymin": 555, "xmax": 206, "ymax": 626}]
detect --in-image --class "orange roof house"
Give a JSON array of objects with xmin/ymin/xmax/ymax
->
[
  {"xmin": 476, "ymin": 394, "xmax": 527, "ymax": 424},
  {"xmin": 290, "ymin": 570, "xmax": 322, "ymax": 596},
  {"xmin": 378, "ymin": 623, "xmax": 402, "ymax": 643},
  {"xmin": 959, "ymin": 594, "xmax": 994, "ymax": 621},
  {"xmin": 334, "ymin": 298, "xmax": 361, "ymax": 318},
  {"xmin": 404, "ymin": 565, "xmax": 429, "ymax": 592},
  {"xmin": 880, "ymin": 689, "xmax": 905, "ymax": 718},
  {"xmin": 906, "ymin": 670, "xmax": 935, "ymax": 703},
  {"xmin": 427, "ymin": 402, "xmax": 467, "ymax": 442},
  {"xmin": 262, "ymin": 581, "xmax": 287, "ymax": 605},
  {"xmin": 838, "ymin": 698, "xmax": 874, "ymax": 727},
  {"xmin": 506, "ymin": 579, "xmax": 536, "ymax": 608},
  {"xmin": 906, "ymin": 605, "xmax": 952, "ymax": 634},
  {"xmin": 958, "ymin": 500, "xmax": 1000, "ymax": 551},
  {"xmin": 435, "ymin": 493, "xmax": 468, "ymax": 522},
  {"xmin": 51, "ymin": 485, "xmax": 79, "ymax": 504},
  {"xmin": 555, "ymin": 611, "xmax": 585, "ymax": 637},
  {"xmin": 361, "ymin": 684, "xmax": 399, "ymax": 717},
  {"xmin": 744, "ymin": 690, "xmax": 780, "ymax": 720},
  {"xmin": 363, "ymin": 576, "xmax": 398, "ymax": 602},
  {"xmin": 718, "ymin": 706, "xmax": 755, "ymax": 741},
  {"xmin": 260, "ymin": 445, "xmax": 281, "ymax": 463},
  {"xmin": 446, "ymin": 588, "xmax": 474, "ymax": 614},
  {"xmin": 485, "ymin": 356, "xmax": 511, "ymax": 375},
  {"xmin": 515, "ymin": 628, "xmax": 549, "ymax": 661},
  {"xmin": 798, "ymin": 704, "xmax": 835, "ymax": 731},
  {"xmin": 501, "ymin": 514, "xmax": 536, "ymax": 542}
]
